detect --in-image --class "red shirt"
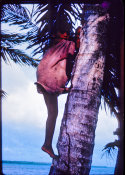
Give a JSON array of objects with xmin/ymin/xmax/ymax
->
[{"xmin": 35, "ymin": 39, "xmax": 75, "ymax": 94}]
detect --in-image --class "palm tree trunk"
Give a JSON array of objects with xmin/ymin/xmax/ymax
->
[{"xmin": 49, "ymin": 4, "xmax": 109, "ymax": 175}]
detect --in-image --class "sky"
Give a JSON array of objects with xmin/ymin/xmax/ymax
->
[{"xmin": 1, "ymin": 4, "xmax": 118, "ymax": 167}]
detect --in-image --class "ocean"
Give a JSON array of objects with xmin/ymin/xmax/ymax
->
[{"xmin": 2, "ymin": 161, "xmax": 115, "ymax": 175}]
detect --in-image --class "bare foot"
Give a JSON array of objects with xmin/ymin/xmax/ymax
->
[{"xmin": 41, "ymin": 145, "xmax": 58, "ymax": 159}]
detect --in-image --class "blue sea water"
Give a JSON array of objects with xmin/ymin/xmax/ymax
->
[{"xmin": 2, "ymin": 161, "xmax": 115, "ymax": 175}]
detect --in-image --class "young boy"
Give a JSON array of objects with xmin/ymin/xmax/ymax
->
[{"xmin": 35, "ymin": 28, "xmax": 81, "ymax": 158}]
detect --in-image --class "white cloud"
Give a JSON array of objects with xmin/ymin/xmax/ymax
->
[
  {"xmin": 92, "ymin": 105, "xmax": 118, "ymax": 167},
  {"xmin": 3, "ymin": 84, "xmax": 47, "ymax": 128},
  {"xmin": 2, "ymin": 61, "xmax": 44, "ymax": 127},
  {"xmin": 96, "ymin": 105, "xmax": 118, "ymax": 143}
]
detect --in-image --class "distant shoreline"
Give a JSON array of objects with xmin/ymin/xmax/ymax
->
[
  {"xmin": 2, "ymin": 160, "xmax": 51, "ymax": 165},
  {"xmin": 2, "ymin": 160, "xmax": 114, "ymax": 168}
]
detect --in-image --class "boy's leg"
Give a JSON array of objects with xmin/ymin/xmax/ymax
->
[{"xmin": 42, "ymin": 92, "xmax": 58, "ymax": 158}]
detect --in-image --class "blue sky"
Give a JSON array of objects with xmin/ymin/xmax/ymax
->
[{"xmin": 2, "ymin": 4, "xmax": 118, "ymax": 167}]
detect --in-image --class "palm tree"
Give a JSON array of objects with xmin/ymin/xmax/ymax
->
[
  {"xmin": 0, "ymin": 1, "xmax": 123, "ymax": 174},
  {"xmin": 47, "ymin": 1, "xmax": 123, "ymax": 174},
  {"xmin": 49, "ymin": 3, "xmax": 111, "ymax": 175}
]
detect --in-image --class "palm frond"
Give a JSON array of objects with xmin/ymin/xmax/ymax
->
[
  {"xmin": 1, "ymin": 46, "xmax": 40, "ymax": 67},
  {"xmin": 1, "ymin": 4, "xmax": 33, "ymax": 29},
  {"xmin": 1, "ymin": 29, "xmax": 40, "ymax": 67},
  {"xmin": 1, "ymin": 30, "xmax": 27, "ymax": 45},
  {"xmin": 101, "ymin": 140, "xmax": 119, "ymax": 160},
  {"xmin": 100, "ymin": 1, "xmax": 122, "ymax": 118},
  {"xmin": 0, "ymin": 89, "xmax": 7, "ymax": 98},
  {"xmin": 1, "ymin": 4, "xmax": 39, "ymax": 46},
  {"xmin": 33, "ymin": 3, "xmax": 82, "ymax": 54}
]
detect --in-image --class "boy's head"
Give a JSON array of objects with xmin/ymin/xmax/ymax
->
[
  {"xmin": 57, "ymin": 32, "xmax": 69, "ymax": 40},
  {"xmin": 52, "ymin": 31, "xmax": 69, "ymax": 44}
]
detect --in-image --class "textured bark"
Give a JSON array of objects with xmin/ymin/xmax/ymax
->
[{"xmin": 49, "ymin": 4, "xmax": 109, "ymax": 175}]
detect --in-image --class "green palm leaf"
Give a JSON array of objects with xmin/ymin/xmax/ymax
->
[
  {"xmin": 1, "ymin": 30, "xmax": 40, "ymax": 67},
  {"xmin": 102, "ymin": 140, "xmax": 119, "ymax": 160},
  {"xmin": 1, "ymin": 46, "xmax": 39, "ymax": 67},
  {"xmin": 101, "ymin": 5, "xmax": 121, "ymax": 117},
  {"xmin": 1, "ymin": 4, "xmax": 33, "ymax": 28},
  {"xmin": 33, "ymin": 3, "xmax": 82, "ymax": 54},
  {"xmin": 1, "ymin": 31, "xmax": 27, "ymax": 45},
  {"xmin": 0, "ymin": 89, "xmax": 7, "ymax": 98},
  {"xmin": 1, "ymin": 4, "xmax": 40, "ymax": 66}
]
